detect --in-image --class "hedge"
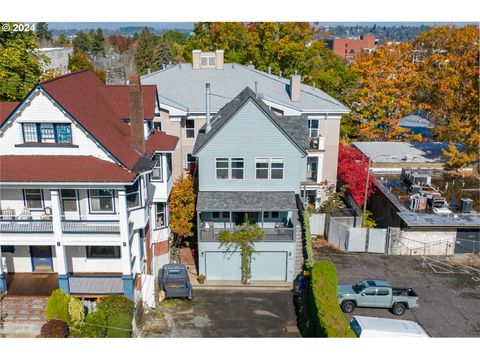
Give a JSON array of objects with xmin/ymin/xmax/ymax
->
[
  {"xmin": 308, "ymin": 260, "xmax": 355, "ymax": 337},
  {"xmin": 303, "ymin": 210, "xmax": 314, "ymax": 269},
  {"xmin": 83, "ymin": 311, "xmax": 107, "ymax": 338},
  {"xmin": 97, "ymin": 295, "xmax": 134, "ymax": 338}
]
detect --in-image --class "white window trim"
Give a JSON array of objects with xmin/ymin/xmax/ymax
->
[
  {"xmin": 155, "ymin": 202, "xmax": 168, "ymax": 229},
  {"xmin": 60, "ymin": 189, "xmax": 78, "ymax": 213},
  {"xmin": 88, "ymin": 189, "xmax": 115, "ymax": 214},
  {"xmin": 255, "ymin": 157, "xmax": 285, "ymax": 180},
  {"xmin": 185, "ymin": 118, "xmax": 195, "ymax": 139},
  {"xmin": 215, "ymin": 157, "xmax": 245, "ymax": 180},
  {"xmin": 308, "ymin": 119, "xmax": 320, "ymax": 138},
  {"xmin": 186, "ymin": 153, "xmax": 197, "ymax": 169},
  {"xmin": 24, "ymin": 189, "xmax": 44, "ymax": 211},
  {"xmin": 151, "ymin": 154, "xmax": 163, "ymax": 182},
  {"xmin": 126, "ymin": 179, "xmax": 141, "ymax": 210}
]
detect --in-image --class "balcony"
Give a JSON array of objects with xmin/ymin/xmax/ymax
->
[
  {"xmin": 309, "ymin": 135, "xmax": 325, "ymax": 151},
  {"xmin": 61, "ymin": 220, "xmax": 120, "ymax": 234},
  {"xmin": 0, "ymin": 219, "xmax": 53, "ymax": 233},
  {"xmin": 199, "ymin": 227, "xmax": 294, "ymax": 242}
]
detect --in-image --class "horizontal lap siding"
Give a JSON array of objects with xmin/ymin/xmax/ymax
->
[{"xmin": 198, "ymin": 101, "xmax": 306, "ymax": 193}]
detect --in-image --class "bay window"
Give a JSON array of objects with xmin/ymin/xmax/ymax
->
[
  {"xmin": 155, "ymin": 202, "xmax": 167, "ymax": 228},
  {"xmin": 126, "ymin": 180, "xmax": 141, "ymax": 209},
  {"xmin": 152, "ymin": 154, "xmax": 163, "ymax": 181}
]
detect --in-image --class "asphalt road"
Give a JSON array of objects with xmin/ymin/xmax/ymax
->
[
  {"xmin": 155, "ymin": 289, "xmax": 300, "ymax": 337},
  {"xmin": 320, "ymin": 253, "xmax": 480, "ymax": 337}
]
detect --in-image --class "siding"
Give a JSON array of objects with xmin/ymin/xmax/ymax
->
[
  {"xmin": 0, "ymin": 90, "xmax": 113, "ymax": 161},
  {"xmin": 197, "ymin": 101, "xmax": 307, "ymax": 193}
]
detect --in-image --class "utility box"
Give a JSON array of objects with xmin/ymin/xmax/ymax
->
[{"xmin": 460, "ymin": 198, "xmax": 473, "ymax": 213}]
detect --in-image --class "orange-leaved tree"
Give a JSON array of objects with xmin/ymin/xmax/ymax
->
[{"xmin": 168, "ymin": 175, "xmax": 196, "ymax": 249}]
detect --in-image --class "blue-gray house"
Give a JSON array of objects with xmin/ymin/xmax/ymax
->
[{"xmin": 192, "ymin": 87, "xmax": 308, "ymax": 283}]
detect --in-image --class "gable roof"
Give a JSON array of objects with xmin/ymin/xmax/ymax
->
[
  {"xmin": 1, "ymin": 70, "xmax": 176, "ymax": 173},
  {"xmin": 141, "ymin": 62, "xmax": 349, "ymax": 114},
  {"xmin": 192, "ymin": 87, "xmax": 308, "ymax": 156},
  {"xmin": 0, "ymin": 102, "xmax": 19, "ymax": 126}
]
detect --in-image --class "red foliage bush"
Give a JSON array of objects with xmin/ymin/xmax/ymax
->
[
  {"xmin": 337, "ymin": 144, "xmax": 376, "ymax": 206},
  {"xmin": 40, "ymin": 319, "xmax": 70, "ymax": 338}
]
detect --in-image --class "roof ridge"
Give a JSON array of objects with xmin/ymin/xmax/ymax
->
[{"xmin": 39, "ymin": 69, "xmax": 93, "ymax": 85}]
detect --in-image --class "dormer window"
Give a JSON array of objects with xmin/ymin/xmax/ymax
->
[
  {"xmin": 21, "ymin": 123, "xmax": 73, "ymax": 144},
  {"xmin": 201, "ymin": 53, "xmax": 216, "ymax": 68}
]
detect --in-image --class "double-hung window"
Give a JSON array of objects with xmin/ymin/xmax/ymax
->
[
  {"xmin": 186, "ymin": 153, "xmax": 197, "ymax": 173},
  {"xmin": 185, "ymin": 119, "xmax": 195, "ymax": 138},
  {"xmin": 231, "ymin": 158, "xmax": 244, "ymax": 179},
  {"xmin": 126, "ymin": 180, "xmax": 141, "ymax": 209},
  {"xmin": 89, "ymin": 190, "xmax": 114, "ymax": 213},
  {"xmin": 308, "ymin": 119, "xmax": 319, "ymax": 138},
  {"xmin": 216, "ymin": 158, "xmax": 229, "ymax": 179},
  {"xmin": 21, "ymin": 123, "xmax": 73, "ymax": 144},
  {"xmin": 24, "ymin": 189, "xmax": 43, "ymax": 210},
  {"xmin": 255, "ymin": 158, "xmax": 284, "ymax": 180},
  {"xmin": 152, "ymin": 154, "xmax": 163, "ymax": 181},
  {"xmin": 155, "ymin": 202, "xmax": 167, "ymax": 228},
  {"xmin": 61, "ymin": 189, "xmax": 78, "ymax": 212}
]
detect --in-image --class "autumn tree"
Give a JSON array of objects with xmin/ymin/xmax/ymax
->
[
  {"xmin": 168, "ymin": 175, "xmax": 196, "ymax": 249},
  {"xmin": 413, "ymin": 25, "xmax": 479, "ymax": 167},
  {"xmin": 0, "ymin": 22, "xmax": 43, "ymax": 101},
  {"xmin": 68, "ymin": 50, "xmax": 105, "ymax": 82},
  {"xmin": 108, "ymin": 34, "xmax": 133, "ymax": 54},
  {"xmin": 54, "ymin": 34, "xmax": 71, "ymax": 48},
  {"xmin": 346, "ymin": 41, "xmax": 419, "ymax": 141},
  {"xmin": 337, "ymin": 143, "xmax": 375, "ymax": 208}
]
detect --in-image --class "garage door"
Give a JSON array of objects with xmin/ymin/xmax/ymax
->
[
  {"xmin": 251, "ymin": 251, "xmax": 287, "ymax": 281},
  {"xmin": 205, "ymin": 251, "xmax": 241, "ymax": 280}
]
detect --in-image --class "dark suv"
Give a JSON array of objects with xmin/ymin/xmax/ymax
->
[{"xmin": 158, "ymin": 263, "xmax": 193, "ymax": 300}]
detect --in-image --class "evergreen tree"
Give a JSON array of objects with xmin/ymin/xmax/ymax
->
[
  {"xmin": 91, "ymin": 28, "xmax": 105, "ymax": 56},
  {"xmin": 36, "ymin": 22, "xmax": 52, "ymax": 46},
  {"xmin": 134, "ymin": 27, "xmax": 157, "ymax": 75}
]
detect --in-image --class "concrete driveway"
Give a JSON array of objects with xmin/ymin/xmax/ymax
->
[
  {"xmin": 144, "ymin": 289, "xmax": 300, "ymax": 337},
  {"xmin": 320, "ymin": 253, "xmax": 480, "ymax": 337}
]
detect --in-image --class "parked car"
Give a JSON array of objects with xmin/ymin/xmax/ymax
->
[
  {"xmin": 158, "ymin": 264, "xmax": 192, "ymax": 300},
  {"xmin": 337, "ymin": 279, "xmax": 419, "ymax": 316},
  {"xmin": 349, "ymin": 316, "xmax": 429, "ymax": 337}
]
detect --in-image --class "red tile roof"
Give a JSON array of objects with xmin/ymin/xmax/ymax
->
[
  {"xmin": 0, "ymin": 156, "xmax": 136, "ymax": 183},
  {"xmin": 37, "ymin": 70, "xmax": 173, "ymax": 171},
  {"xmin": 0, "ymin": 102, "xmax": 19, "ymax": 126}
]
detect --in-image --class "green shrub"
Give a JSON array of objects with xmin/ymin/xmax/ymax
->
[
  {"xmin": 46, "ymin": 289, "xmax": 70, "ymax": 323},
  {"xmin": 83, "ymin": 310, "xmax": 107, "ymax": 338},
  {"xmin": 40, "ymin": 319, "xmax": 69, "ymax": 338},
  {"xmin": 303, "ymin": 210, "xmax": 314, "ymax": 269},
  {"xmin": 106, "ymin": 312, "xmax": 132, "ymax": 338},
  {"xmin": 97, "ymin": 295, "xmax": 134, "ymax": 338},
  {"xmin": 68, "ymin": 297, "xmax": 85, "ymax": 336},
  {"xmin": 308, "ymin": 260, "xmax": 355, "ymax": 337}
]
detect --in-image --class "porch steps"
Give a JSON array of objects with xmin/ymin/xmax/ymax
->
[
  {"xmin": 294, "ymin": 224, "xmax": 304, "ymax": 275},
  {"xmin": 1, "ymin": 296, "xmax": 48, "ymax": 323}
]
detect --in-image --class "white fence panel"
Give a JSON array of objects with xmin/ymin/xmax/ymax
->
[
  {"xmin": 348, "ymin": 228, "xmax": 368, "ymax": 252},
  {"xmin": 368, "ymin": 229, "xmax": 388, "ymax": 253},
  {"xmin": 310, "ymin": 213, "xmax": 326, "ymax": 236}
]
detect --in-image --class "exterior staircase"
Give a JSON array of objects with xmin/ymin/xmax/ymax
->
[
  {"xmin": 294, "ymin": 223, "xmax": 305, "ymax": 275},
  {"xmin": 1, "ymin": 296, "xmax": 48, "ymax": 323}
]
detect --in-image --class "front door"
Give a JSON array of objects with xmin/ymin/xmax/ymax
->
[{"xmin": 30, "ymin": 246, "xmax": 53, "ymax": 272}]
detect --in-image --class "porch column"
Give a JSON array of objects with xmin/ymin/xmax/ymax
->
[
  {"xmin": 0, "ymin": 246, "xmax": 7, "ymax": 294},
  {"xmin": 50, "ymin": 189, "xmax": 70, "ymax": 294},
  {"xmin": 118, "ymin": 189, "xmax": 133, "ymax": 300}
]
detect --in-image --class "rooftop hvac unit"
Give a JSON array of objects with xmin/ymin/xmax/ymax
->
[
  {"xmin": 460, "ymin": 198, "xmax": 473, "ymax": 213},
  {"xmin": 410, "ymin": 195, "xmax": 420, "ymax": 211},
  {"xmin": 432, "ymin": 207, "xmax": 452, "ymax": 214}
]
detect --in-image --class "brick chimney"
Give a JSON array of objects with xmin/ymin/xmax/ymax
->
[
  {"xmin": 192, "ymin": 50, "xmax": 201, "ymax": 70},
  {"xmin": 128, "ymin": 76, "xmax": 145, "ymax": 154},
  {"xmin": 289, "ymin": 73, "xmax": 301, "ymax": 102}
]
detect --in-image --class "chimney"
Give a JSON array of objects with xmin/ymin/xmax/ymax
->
[
  {"xmin": 128, "ymin": 76, "xmax": 145, "ymax": 154},
  {"xmin": 192, "ymin": 50, "xmax": 201, "ymax": 70},
  {"xmin": 215, "ymin": 50, "xmax": 224, "ymax": 70},
  {"xmin": 106, "ymin": 67, "xmax": 126, "ymax": 85},
  {"xmin": 289, "ymin": 72, "xmax": 301, "ymax": 102},
  {"xmin": 206, "ymin": 83, "xmax": 211, "ymax": 133}
]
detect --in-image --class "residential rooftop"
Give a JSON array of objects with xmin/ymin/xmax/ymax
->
[{"xmin": 141, "ymin": 62, "xmax": 349, "ymax": 114}]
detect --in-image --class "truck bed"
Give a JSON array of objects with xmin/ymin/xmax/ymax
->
[{"xmin": 392, "ymin": 288, "xmax": 418, "ymax": 297}]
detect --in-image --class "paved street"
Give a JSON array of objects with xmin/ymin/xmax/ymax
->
[
  {"xmin": 142, "ymin": 289, "xmax": 300, "ymax": 337},
  {"xmin": 320, "ymin": 253, "xmax": 480, "ymax": 337}
]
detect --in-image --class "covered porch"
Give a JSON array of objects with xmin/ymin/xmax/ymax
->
[{"xmin": 196, "ymin": 191, "xmax": 297, "ymax": 242}]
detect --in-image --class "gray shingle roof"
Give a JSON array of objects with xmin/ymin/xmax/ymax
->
[
  {"xmin": 352, "ymin": 142, "xmax": 453, "ymax": 163},
  {"xmin": 197, "ymin": 191, "xmax": 297, "ymax": 211},
  {"xmin": 192, "ymin": 87, "xmax": 308, "ymax": 155},
  {"xmin": 141, "ymin": 63, "xmax": 349, "ymax": 113}
]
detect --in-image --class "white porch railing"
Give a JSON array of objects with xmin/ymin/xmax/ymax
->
[
  {"xmin": 61, "ymin": 220, "xmax": 120, "ymax": 233},
  {"xmin": 0, "ymin": 219, "xmax": 53, "ymax": 233},
  {"xmin": 199, "ymin": 227, "xmax": 294, "ymax": 242}
]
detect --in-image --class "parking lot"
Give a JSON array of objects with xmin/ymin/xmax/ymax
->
[{"xmin": 321, "ymin": 253, "xmax": 480, "ymax": 337}]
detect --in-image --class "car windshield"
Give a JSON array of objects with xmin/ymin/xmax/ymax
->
[
  {"xmin": 353, "ymin": 281, "xmax": 366, "ymax": 293},
  {"xmin": 167, "ymin": 269, "xmax": 183, "ymax": 275}
]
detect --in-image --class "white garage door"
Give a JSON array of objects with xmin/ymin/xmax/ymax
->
[
  {"xmin": 251, "ymin": 251, "xmax": 287, "ymax": 281},
  {"xmin": 205, "ymin": 251, "xmax": 241, "ymax": 281}
]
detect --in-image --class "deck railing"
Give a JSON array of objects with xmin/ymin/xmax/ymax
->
[
  {"xmin": 0, "ymin": 220, "xmax": 53, "ymax": 233},
  {"xmin": 61, "ymin": 220, "xmax": 120, "ymax": 234},
  {"xmin": 199, "ymin": 227, "xmax": 294, "ymax": 242}
]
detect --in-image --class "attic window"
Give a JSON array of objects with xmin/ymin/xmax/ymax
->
[{"xmin": 201, "ymin": 53, "xmax": 216, "ymax": 68}]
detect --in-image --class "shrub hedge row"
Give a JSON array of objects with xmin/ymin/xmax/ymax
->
[
  {"xmin": 303, "ymin": 210, "xmax": 314, "ymax": 269},
  {"xmin": 308, "ymin": 260, "xmax": 355, "ymax": 337}
]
